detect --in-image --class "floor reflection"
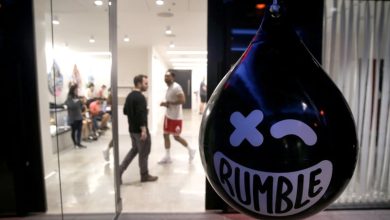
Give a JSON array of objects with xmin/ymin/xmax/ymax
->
[{"xmin": 45, "ymin": 109, "xmax": 205, "ymax": 213}]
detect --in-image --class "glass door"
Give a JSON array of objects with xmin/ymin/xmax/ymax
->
[{"xmin": 42, "ymin": 0, "xmax": 118, "ymax": 217}]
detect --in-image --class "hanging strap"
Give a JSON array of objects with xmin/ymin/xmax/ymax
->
[{"xmin": 270, "ymin": 0, "xmax": 281, "ymax": 18}]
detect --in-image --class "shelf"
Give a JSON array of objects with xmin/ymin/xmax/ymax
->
[
  {"xmin": 50, "ymin": 108, "xmax": 66, "ymax": 113},
  {"xmin": 50, "ymin": 125, "xmax": 71, "ymax": 137}
]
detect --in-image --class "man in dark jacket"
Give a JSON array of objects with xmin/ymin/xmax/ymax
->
[{"xmin": 119, "ymin": 74, "xmax": 158, "ymax": 183}]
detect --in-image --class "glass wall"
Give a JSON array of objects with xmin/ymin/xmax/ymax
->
[
  {"xmin": 33, "ymin": 0, "xmax": 63, "ymax": 216},
  {"xmin": 34, "ymin": 0, "xmax": 118, "ymax": 218},
  {"xmin": 30, "ymin": 0, "xmax": 390, "ymax": 217},
  {"xmin": 323, "ymin": 0, "xmax": 390, "ymax": 208}
]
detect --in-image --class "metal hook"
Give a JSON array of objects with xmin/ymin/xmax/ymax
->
[{"xmin": 270, "ymin": 0, "xmax": 281, "ymax": 18}]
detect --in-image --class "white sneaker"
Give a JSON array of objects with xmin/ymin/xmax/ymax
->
[
  {"xmin": 189, "ymin": 148, "xmax": 196, "ymax": 162},
  {"xmin": 158, "ymin": 156, "xmax": 172, "ymax": 164},
  {"xmin": 103, "ymin": 149, "xmax": 109, "ymax": 161}
]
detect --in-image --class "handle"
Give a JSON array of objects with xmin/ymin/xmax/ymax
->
[{"xmin": 187, "ymin": 80, "xmax": 190, "ymax": 95}]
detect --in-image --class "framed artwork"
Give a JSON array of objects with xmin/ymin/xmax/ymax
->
[{"xmin": 48, "ymin": 61, "xmax": 63, "ymax": 97}]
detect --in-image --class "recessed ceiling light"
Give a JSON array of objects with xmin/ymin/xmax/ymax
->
[
  {"xmin": 94, "ymin": 0, "xmax": 103, "ymax": 6},
  {"xmin": 156, "ymin": 0, "xmax": 164, "ymax": 6},
  {"xmin": 89, "ymin": 36, "xmax": 95, "ymax": 43},
  {"xmin": 169, "ymin": 42, "xmax": 175, "ymax": 48},
  {"xmin": 52, "ymin": 16, "xmax": 60, "ymax": 25},
  {"xmin": 165, "ymin": 26, "xmax": 172, "ymax": 35},
  {"xmin": 123, "ymin": 35, "xmax": 130, "ymax": 42}
]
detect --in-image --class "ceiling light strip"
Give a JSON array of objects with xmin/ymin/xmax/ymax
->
[
  {"xmin": 94, "ymin": 0, "xmax": 103, "ymax": 6},
  {"xmin": 167, "ymin": 51, "xmax": 207, "ymax": 55},
  {"xmin": 172, "ymin": 62, "xmax": 206, "ymax": 65},
  {"xmin": 170, "ymin": 58, "xmax": 207, "ymax": 62},
  {"xmin": 156, "ymin": 0, "xmax": 164, "ymax": 6}
]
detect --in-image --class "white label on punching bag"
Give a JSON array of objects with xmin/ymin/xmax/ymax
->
[{"xmin": 213, "ymin": 151, "xmax": 333, "ymax": 217}]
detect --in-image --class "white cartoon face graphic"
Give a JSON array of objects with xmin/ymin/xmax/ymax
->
[
  {"xmin": 230, "ymin": 110, "xmax": 318, "ymax": 147},
  {"xmin": 213, "ymin": 109, "xmax": 333, "ymax": 217}
]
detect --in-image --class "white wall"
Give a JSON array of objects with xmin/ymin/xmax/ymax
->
[
  {"xmin": 117, "ymin": 47, "xmax": 149, "ymax": 135},
  {"xmin": 117, "ymin": 46, "xmax": 170, "ymax": 135},
  {"xmin": 50, "ymin": 50, "xmax": 111, "ymax": 103},
  {"xmin": 33, "ymin": 0, "xmax": 56, "ymax": 177},
  {"xmin": 118, "ymin": 47, "xmax": 148, "ymax": 87},
  {"xmin": 149, "ymin": 48, "xmax": 169, "ymax": 135}
]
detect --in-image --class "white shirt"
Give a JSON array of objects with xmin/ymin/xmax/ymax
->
[
  {"xmin": 86, "ymin": 88, "xmax": 97, "ymax": 100},
  {"xmin": 165, "ymin": 82, "xmax": 184, "ymax": 120}
]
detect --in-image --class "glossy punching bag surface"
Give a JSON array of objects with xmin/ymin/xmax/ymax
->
[{"xmin": 199, "ymin": 3, "xmax": 358, "ymax": 219}]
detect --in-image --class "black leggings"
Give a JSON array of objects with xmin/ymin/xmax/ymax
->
[{"xmin": 71, "ymin": 120, "xmax": 83, "ymax": 146}]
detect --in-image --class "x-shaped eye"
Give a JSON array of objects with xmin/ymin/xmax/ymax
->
[
  {"xmin": 230, "ymin": 110, "xmax": 264, "ymax": 147},
  {"xmin": 229, "ymin": 110, "xmax": 318, "ymax": 148}
]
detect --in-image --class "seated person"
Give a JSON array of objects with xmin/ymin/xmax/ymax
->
[
  {"xmin": 81, "ymin": 97, "xmax": 97, "ymax": 141},
  {"xmin": 86, "ymin": 82, "xmax": 97, "ymax": 100},
  {"xmin": 89, "ymin": 99, "xmax": 111, "ymax": 132},
  {"xmin": 97, "ymin": 84, "xmax": 107, "ymax": 100}
]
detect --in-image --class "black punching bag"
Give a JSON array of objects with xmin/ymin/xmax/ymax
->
[{"xmin": 199, "ymin": 1, "xmax": 358, "ymax": 219}]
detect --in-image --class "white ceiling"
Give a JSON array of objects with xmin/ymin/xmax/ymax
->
[{"xmin": 51, "ymin": 0, "xmax": 207, "ymax": 69}]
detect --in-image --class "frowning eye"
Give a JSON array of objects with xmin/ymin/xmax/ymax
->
[{"xmin": 270, "ymin": 119, "xmax": 317, "ymax": 146}]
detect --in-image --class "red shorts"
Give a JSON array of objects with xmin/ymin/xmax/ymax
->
[{"xmin": 163, "ymin": 116, "xmax": 182, "ymax": 136}]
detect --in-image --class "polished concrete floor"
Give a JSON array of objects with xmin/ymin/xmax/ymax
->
[
  {"xmin": 5, "ymin": 110, "xmax": 390, "ymax": 219},
  {"xmin": 119, "ymin": 110, "xmax": 205, "ymax": 213},
  {"xmin": 4, "ymin": 210, "xmax": 390, "ymax": 219},
  {"xmin": 44, "ymin": 109, "xmax": 205, "ymax": 214}
]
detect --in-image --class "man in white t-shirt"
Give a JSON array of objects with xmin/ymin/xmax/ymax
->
[{"xmin": 158, "ymin": 71, "xmax": 196, "ymax": 164}]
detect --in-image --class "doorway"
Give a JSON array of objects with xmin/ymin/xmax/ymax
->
[{"xmin": 169, "ymin": 69, "xmax": 192, "ymax": 109}]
